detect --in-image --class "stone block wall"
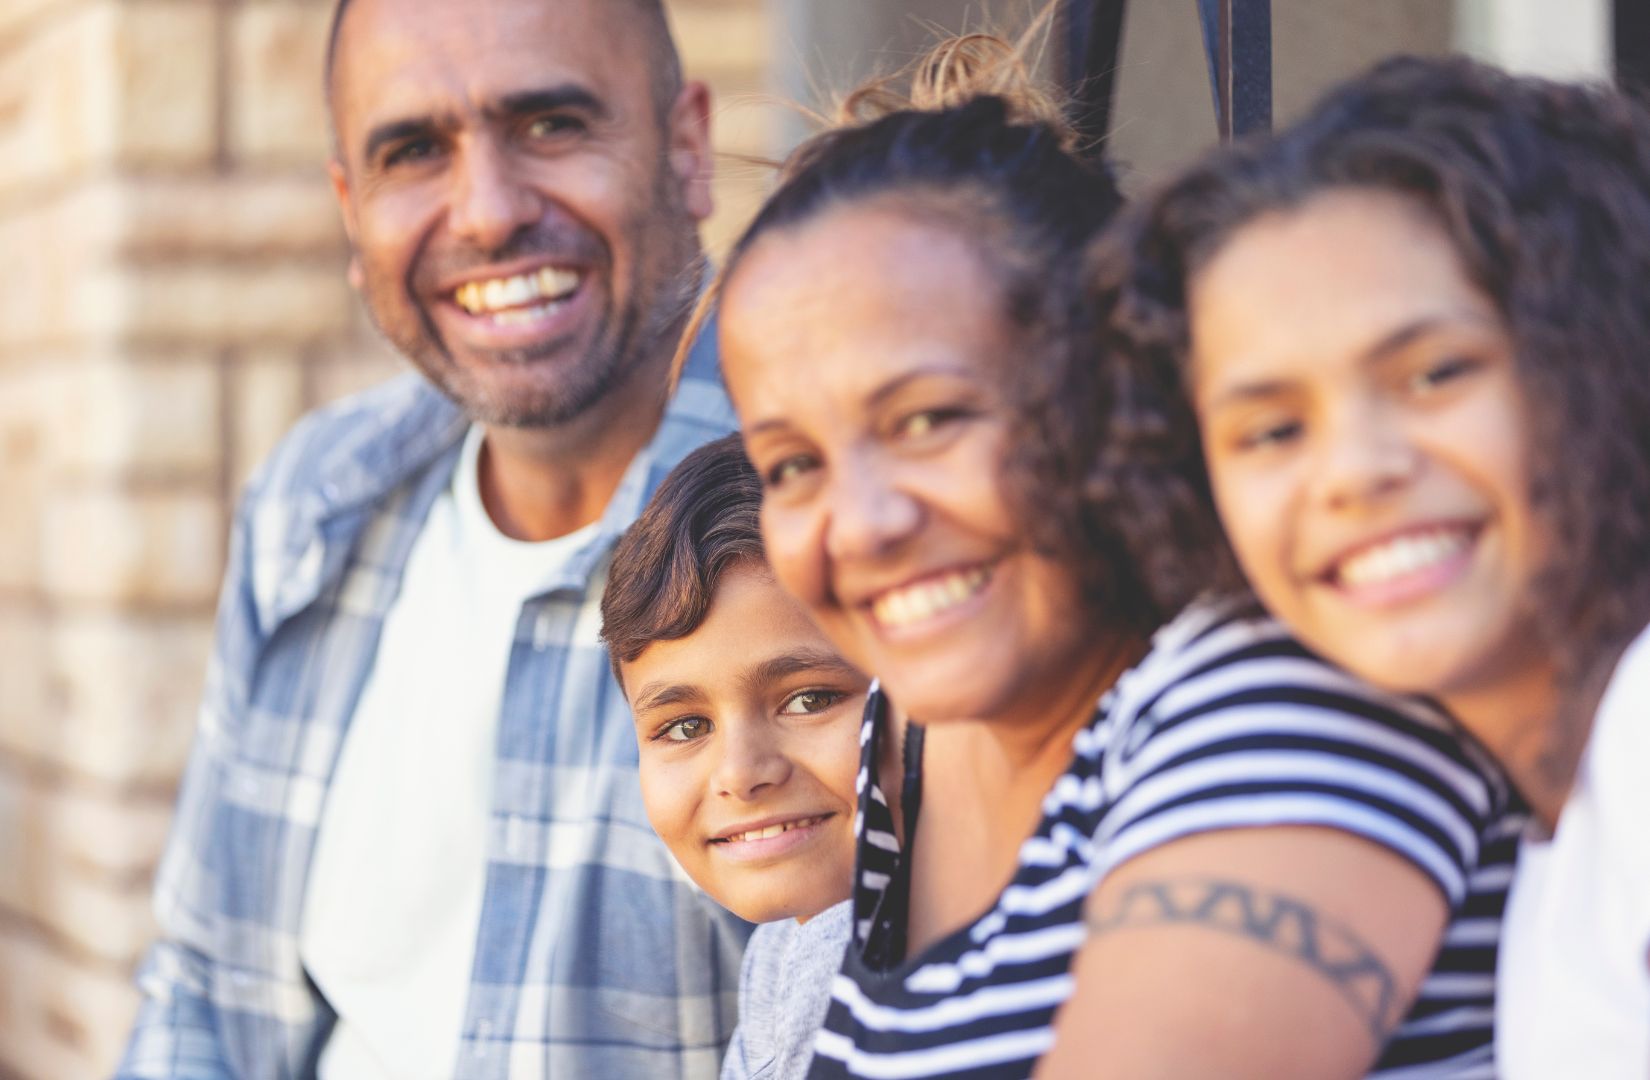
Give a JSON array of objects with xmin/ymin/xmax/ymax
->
[{"xmin": 0, "ymin": 1, "xmax": 773, "ymax": 1077}]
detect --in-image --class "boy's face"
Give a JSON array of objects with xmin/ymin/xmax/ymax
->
[{"xmin": 624, "ymin": 563, "xmax": 868, "ymax": 923}]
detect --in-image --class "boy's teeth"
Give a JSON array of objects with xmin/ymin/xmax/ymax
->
[
  {"xmin": 454, "ymin": 267, "xmax": 580, "ymax": 314},
  {"xmin": 870, "ymin": 567, "xmax": 990, "ymax": 630},
  {"xmin": 1336, "ymin": 528, "xmax": 1472, "ymax": 588},
  {"xmin": 724, "ymin": 815, "xmax": 825, "ymax": 844}
]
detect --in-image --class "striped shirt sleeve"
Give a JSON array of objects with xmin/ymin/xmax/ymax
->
[{"xmin": 1084, "ymin": 611, "xmax": 1502, "ymax": 906}]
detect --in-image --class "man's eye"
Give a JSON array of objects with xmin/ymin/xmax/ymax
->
[
  {"xmin": 658, "ymin": 716, "xmax": 713, "ymax": 743},
  {"xmin": 526, "ymin": 115, "xmax": 586, "ymax": 140},
  {"xmin": 383, "ymin": 138, "xmax": 441, "ymax": 168},
  {"xmin": 779, "ymin": 689, "xmax": 843, "ymax": 715}
]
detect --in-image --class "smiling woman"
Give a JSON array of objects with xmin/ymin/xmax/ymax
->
[{"xmin": 688, "ymin": 25, "xmax": 1528, "ymax": 1080}]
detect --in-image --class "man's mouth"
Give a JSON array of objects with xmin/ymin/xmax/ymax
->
[
  {"xmin": 453, "ymin": 267, "xmax": 582, "ymax": 326},
  {"xmin": 868, "ymin": 565, "xmax": 992, "ymax": 631}
]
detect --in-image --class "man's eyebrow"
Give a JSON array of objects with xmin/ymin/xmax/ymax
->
[
  {"xmin": 630, "ymin": 681, "xmax": 707, "ymax": 715},
  {"xmin": 492, "ymin": 85, "xmax": 609, "ymax": 121},
  {"xmin": 741, "ymin": 649, "xmax": 861, "ymax": 694}
]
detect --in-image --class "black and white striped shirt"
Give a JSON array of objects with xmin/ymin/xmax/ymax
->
[{"xmin": 810, "ymin": 603, "xmax": 1524, "ymax": 1079}]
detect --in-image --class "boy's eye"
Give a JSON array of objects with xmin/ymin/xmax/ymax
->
[
  {"xmin": 779, "ymin": 689, "xmax": 843, "ymax": 715},
  {"xmin": 658, "ymin": 715, "xmax": 714, "ymax": 743}
]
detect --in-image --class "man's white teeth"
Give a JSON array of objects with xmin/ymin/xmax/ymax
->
[
  {"xmin": 723, "ymin": 815, "xmax": 827, "ymax": 844},
  {"xmin": 1336, "ymin": 528, "xmax": 1472, "ymax": 589},
  {"xmin": 870, "ymin": 567, "xmax": 990, "ymax": 629},
  {"xmin": 454, "ymin": 267, "xmax": 580, "ymax": 314}
]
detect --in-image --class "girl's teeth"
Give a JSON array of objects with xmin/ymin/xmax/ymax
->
[
  {"xmin": 1336, "ymin": 529, "xmax": 1471, "ymax": 588},
  {"xmin": 871, "ymin": 567, "xmax": 990, "ymax": 629}
]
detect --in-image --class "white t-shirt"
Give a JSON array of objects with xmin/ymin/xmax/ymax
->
[
  {"xmin": 299, "ymin": 425, "xmax": 599, "ymax": 1080},
  {"xmin": 1499, "ymin": 623, "xmax": 1650, "ymax": 1080}
]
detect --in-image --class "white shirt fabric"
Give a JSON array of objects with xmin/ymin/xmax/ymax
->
[
  {"xmin": 1499, "ymin": 623, "xmax": 1650, "ymax": 1080},
  {"xmin": 300, "ymin": 425, "xmax": 599, "ymax": 1080}
]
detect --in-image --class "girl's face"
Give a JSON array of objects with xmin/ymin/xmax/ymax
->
[
  {"xmin": 1189, "ymin": 188, "xmax": 1552, "ymax": 708},
  {"xmin": 719, "ymin": 202, "xmax": 1096, "ymax": 725}
]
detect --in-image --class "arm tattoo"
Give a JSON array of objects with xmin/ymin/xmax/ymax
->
[{"xmin": 1086, "ymin": 878, "xmax": 1403, "ymax": 1043}]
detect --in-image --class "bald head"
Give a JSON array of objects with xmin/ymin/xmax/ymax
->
[{"xmin": 324, "ymin": 0, "xmax": 684, "ymax": 138}]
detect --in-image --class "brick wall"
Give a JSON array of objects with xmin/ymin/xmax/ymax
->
[{"xmin": 0, "ymin": 1, "xmax": 773, "ymax": 1076}]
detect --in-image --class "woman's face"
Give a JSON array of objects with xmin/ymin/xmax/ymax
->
[
  {"xmin": 719, "ymin": 202, "xmax": 1095, "ymax": 725},
  {"xmin": 1188, "ymin": 188, "xmax": 1552, "ymax": 707}
]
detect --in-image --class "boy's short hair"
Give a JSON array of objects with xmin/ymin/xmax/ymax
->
[{"xmin": 601, "ymin": 433, "xmax": 766, "ymax": 678}]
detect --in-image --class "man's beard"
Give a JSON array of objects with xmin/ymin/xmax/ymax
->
[{"xmin": 361, "ymin": 171, "xmax": 701, "ymax": 430}]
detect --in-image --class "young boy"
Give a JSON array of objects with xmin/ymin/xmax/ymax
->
[{"xmin": 601, "ymin": 434, "xmax": 869, "ymax": 1080}]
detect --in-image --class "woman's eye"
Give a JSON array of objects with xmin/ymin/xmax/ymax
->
[
  {"xmin": 657, "ymin": 716, "xmax": 714, "ymax": 743},
  {"xmin": 779, "ymin": 689, "xmax": 843, "ymax": 715},
  {"xmin": 763, "ymin": 454, "xmax": 817, "ymax": 488},
  {"xmin": 1409, "ymin": 356, "xmax": 1479, "ymax": 394},
  {"xmin": 895, "ymin": 408, "xmax": 965, "ymax": 440}
]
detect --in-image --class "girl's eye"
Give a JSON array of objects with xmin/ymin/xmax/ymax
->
[
  {"xmin": 779, "ymin": 689, "xmax": 844, "ymax": 715},
  {"xmin": 657, "ymin": 715, "xmax": 714, "ymax": 743},
  {"xmin": 1235, "ymin": 418, "xmax": 1303, "ymax": 452},
  {"xmin": 763, "ymin": 454, "xmax": 817, "ymax": 489},
  {"xmin": 1409, "ymin": 356, "xmax": 1479, "ymax": 394}
]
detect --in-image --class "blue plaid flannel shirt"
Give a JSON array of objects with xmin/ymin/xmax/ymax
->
[{"xmin": 116, "ymin": 337, "xmax": 751, "ymax": 1080}]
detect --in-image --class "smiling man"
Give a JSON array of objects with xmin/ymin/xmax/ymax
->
[{"xmin": 115, "ymin": 1, "xmax": 748, "ymax": 1077}]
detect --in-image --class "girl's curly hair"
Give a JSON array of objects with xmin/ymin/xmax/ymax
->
[{"xmin": 1064, "ymin": 54, "xmax": 1650, "ymax": 678}]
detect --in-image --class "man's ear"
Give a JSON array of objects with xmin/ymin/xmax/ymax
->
[
  {"xmin": 328, "ymin": 158, "xmax": 365, "ymax": 290},
  {"xmin": 666, "ymin": 81, "xmax": 715, "ymax": 223}
]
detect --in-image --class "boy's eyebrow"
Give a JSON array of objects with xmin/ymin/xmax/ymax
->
[
  {"xmin": 629, "ymin": 681, "xmax": 708, "ymax": 715},
  {"xmin": 741, "ymin": 649, "xmax": 862, "ymax": 693}
]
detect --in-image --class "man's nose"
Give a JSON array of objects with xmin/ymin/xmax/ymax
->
[{"xmin": 449, "ymin": 140, "xmax": 543, "ymax": 253}]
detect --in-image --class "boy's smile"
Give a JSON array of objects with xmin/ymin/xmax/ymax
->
[{"xmin": 624, "ymin": 564, "xmax": 867, "ymax": 923}]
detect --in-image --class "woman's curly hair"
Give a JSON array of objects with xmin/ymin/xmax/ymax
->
[
  {"xmin": 678, "ymin": 19, "xmax": 1165, "ymax": 631},
  {"xmin": 1065, "ymin": 54, "xmax": 1650, "ymax": 678}
]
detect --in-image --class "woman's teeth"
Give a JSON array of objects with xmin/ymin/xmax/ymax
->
[
  {"xmin": 870, "ymin": 567, "xmax": 990, "ymax": 629},
  {"xmin": 1335, "ymin": 528, "xmax": 1472, "ymax": 588},
  {"xmin": 454, "ymin": 267, "xmax": 580, "ymax": 315},
  {"xmin": 720, "ymin": 815, "xmax": 828, "ymax": 844}
]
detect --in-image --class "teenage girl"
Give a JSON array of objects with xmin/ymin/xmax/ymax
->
[{"xmin": 1093, "ymin": 55, "xmax": 1650, "ymax": 1078}]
